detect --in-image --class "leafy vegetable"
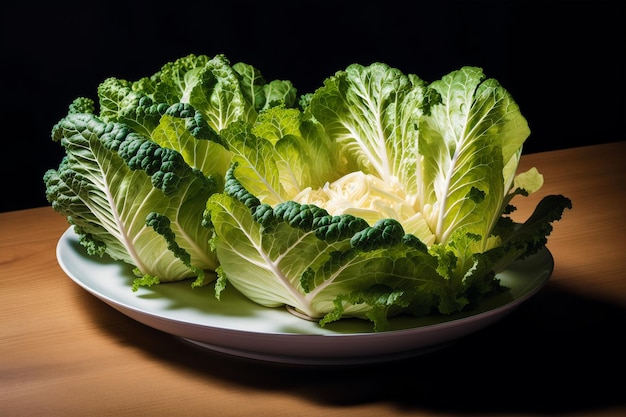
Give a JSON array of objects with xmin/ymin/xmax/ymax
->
[
  {"xmin": 45, "ymin": 54, "xmax": 571, "ymax": 331},
  {"xmin": 44, "ymin": 107, "xmax": 222, "ymax": 288},
  {"xmin": 44, "ymin": 54, "xmax": 297, "ymax": 288}
]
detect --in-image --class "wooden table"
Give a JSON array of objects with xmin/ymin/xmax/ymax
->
[{"xmin": 2, "ymin": 141, "xmax": 625, "ymax": 417}]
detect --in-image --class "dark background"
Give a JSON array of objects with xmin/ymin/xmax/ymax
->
[{"xmin": 1, "ymin": 0, "xmax": 623, "ymax": 212}]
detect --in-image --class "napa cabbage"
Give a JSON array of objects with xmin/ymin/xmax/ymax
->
[
  {"xmin": 205, "ymin": 63, "xmax": 571, "ymax": 331},
  {"xmin": 45, "ymin": 54, "xmax": 571, "ymax": 331}
]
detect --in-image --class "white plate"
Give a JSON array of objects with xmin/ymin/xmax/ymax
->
[{"xmin": 57, "ymin": 227, "xmax": 553, "ymax": 365}]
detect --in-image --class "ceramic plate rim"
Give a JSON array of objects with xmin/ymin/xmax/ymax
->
[{"xmin": 56, "ymin": 227, "xmax": 553, "ymax": 365}]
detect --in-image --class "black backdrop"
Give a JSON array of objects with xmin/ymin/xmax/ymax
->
[{"xmin": 2, "ymin": 0, "xmax": 623, "ymax": 212}]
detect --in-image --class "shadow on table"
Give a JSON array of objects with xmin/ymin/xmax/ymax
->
[{"xmin": 74, "ymin": 278, "xmax": 625, "ymax": 415}]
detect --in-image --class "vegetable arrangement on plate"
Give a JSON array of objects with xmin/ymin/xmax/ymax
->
[{"xmin": 44, "ymin": 54, "xmax": 571, "ymax": 331}]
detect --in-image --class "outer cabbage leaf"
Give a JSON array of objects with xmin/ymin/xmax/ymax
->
[
  {"xmin": 44, "ymin": 112, "xmax": 219, "ymax": 287},
  {"xmin": 487, "ymin": 194, "xmax": 573, "ymax": 273},
  {"xmin": 418, "ymin": 67, "xmax": 531, "ymax": 249},
  {"xmin": 205, "ymin": 167, "xmax": 505, "ymax": 331}
]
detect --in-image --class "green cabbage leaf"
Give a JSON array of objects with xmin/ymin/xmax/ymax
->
[{"xmin": 205, "ymin": 63, "xmax": 571, "ymax": 330}]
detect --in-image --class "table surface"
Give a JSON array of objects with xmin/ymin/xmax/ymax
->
[{"xmin": 2, "ymin": 141, "xmax": 625, "ymax": 417}]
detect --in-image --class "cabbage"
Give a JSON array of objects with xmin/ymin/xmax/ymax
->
[
  {"xmin": 45, "ymin": 55, "xmax": 571, "ymax": 331},
  {"xmin": 205, "ymin": 63, "xmax": 571, "ymax": 331}
]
